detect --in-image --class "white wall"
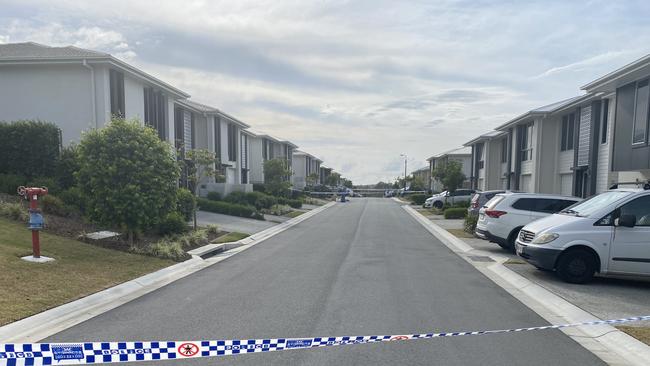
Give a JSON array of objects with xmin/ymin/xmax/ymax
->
[
  {"xmin": 248, "ymin": 136, "xmax": 265, "ymax": 184},
  {"xmin": 123, "ymin": 74, "xmax": 145, "ymax": 122},
  {"xmin": 596, "ymin": 96, "xmax": 616, "ymax": 193},
  {"xmin": 0, "ymin": 63, "xmax": 94, "ymax": 144},
  {"xmin": 292, "ymin": 154, "xmax": 307, "ymax": 189}
]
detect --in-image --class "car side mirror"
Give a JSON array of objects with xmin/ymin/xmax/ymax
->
[{"xmin": 616, "ymin": 214, "xmax": 636, "ymax": 228}]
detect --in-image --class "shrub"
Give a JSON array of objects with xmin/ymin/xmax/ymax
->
[
  {"xmin": 55, "ymin": 144, "xmax": 80, "ymax": 189},
  {"xmin": 133, "ymin": 238, "xmax": 186, "ymax": 261},
  {"xmin": 197, "ymin": 198, "xmax": 258, "ymax": 219},
  {"xmin": 157, "ymin": 212, "xmax": 188, "ymax": 236},
  {"xmin": 206, "ymin": 191, "xmax": 221, "ymax": 201},
  {"xmin": 252, "ymin": 183, "xmax": 266, "ymax": 193},
  {"xmin": 225, "ymin": 191, "xmax": 277, "ymax": 210},
  {"xmin": 464, "ymin": 215, "xmax": 478, "ymax": 234},
  {"xmin": 409, "ymin": 194, "xmax": 428, "ymax": 205},
  {"xmin": 41, "ymin": 195, "xmax": 70, "ymax": 217},
  {"xmin": 0, "ymin": 173, "xmax": 26, "ymax": 195},
  {"xmin": 265, "ymin": 204, "xmax": 292, "ymax": 216},
  {"xmin": 444, "ymin": 207, "xmax": 467, "ymax": 219},
  {"xmin": 176, "ymin": 188, "xmax": 196, "ymax": 221},
  {"xmin": 205, "ymin": 224, "xmax": 219, "ymax": 235},
  {"xmin": 453, "ymin": 200, "xmax": 470, "ymax": 208},
  {"xmin": 76, "ymin": 119, "xmax": 180, "ymax": 241},
  {"xmin": 277, "ymin": 197, "xmax": 302, "ymax": 209},
  {"xmin": 0, "ymin": 201, "xmax": 27, "ymax": 222},
  {"xmin": 58, "ymin": 187, "xmax": 86, "ymax": 213},
  {"xmin": 0, "ymin": 120, "xmax": 61, "ymax": 178}
]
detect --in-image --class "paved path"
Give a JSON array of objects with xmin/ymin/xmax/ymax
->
[
  {"xmin": 49, "ymin": 198, "xmax": 603, "ymax": 365},
  {"xmin": 196, "ymin": 210, "xmax": 276, "ymax": 234}
]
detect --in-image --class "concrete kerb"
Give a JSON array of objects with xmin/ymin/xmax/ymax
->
[
  {"xmin": 402, "ymin": 205, "xmax": 650, "ymax": 366},
  {"xmin": 0, "ymin": 201, "xmax": 336, "ymax": 343}
]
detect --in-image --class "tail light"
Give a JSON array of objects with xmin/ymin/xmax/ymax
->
[
  {"xmin": 471, "ymin": 201, "xmax": 479, "ymax": 208},
  {"xmin": 485, "ymin": 209, "xmax": 507, "ymax": 218}
]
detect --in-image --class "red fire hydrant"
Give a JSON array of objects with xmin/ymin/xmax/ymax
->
[{"xmin": 17, "ymin": 186, "xmax": 49, "ymax": 261}]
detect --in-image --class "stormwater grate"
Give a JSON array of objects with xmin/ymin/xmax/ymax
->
[{"xmin": 466, "ymin": 255, "xmax": 494, "ymax": 262}]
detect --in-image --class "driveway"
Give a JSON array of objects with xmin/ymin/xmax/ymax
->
[{"xmin": 196, "ymin": 210, "xmax": 276, "ymax": 234}]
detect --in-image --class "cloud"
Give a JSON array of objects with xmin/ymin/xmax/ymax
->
[{"xmin": 532, "ymin": 50, "xmax": 637, "ymax": 79}]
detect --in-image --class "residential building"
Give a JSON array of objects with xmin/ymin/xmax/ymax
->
[
  {"xmin": 292, "ymin": 151, "xmax": 322, "ymax": 189},
  {"xmin": 410, "ymin": 167, "xmax": 431, "ymax": 191},
  {"xmin": 464, "ymin": 131, "xmax": 508, "ymax": 191},
  {"xmin": 494, "ymin": 94, "xmax": 612, "ymax": 197},
  {"xmin": 247, "ymin": 130, "xmax": 297, "ymax": 185},
  {"xmin": 426, "ymin": 147, "xmax": 472, "ymax": 192},
  {"xmin": 320, "ymin": 166, "xmax": 333, "ymax": 185},
  {"xmin": 174, "ymin": 99, "xmax": 252, "ymax": 196},
  {"xmin": 582, "ymin": 54, "xmax": 650, "ymax": 186},
  {"xmin": 0, "ymin": 42, "xmax": 189, "ymax": 145}
]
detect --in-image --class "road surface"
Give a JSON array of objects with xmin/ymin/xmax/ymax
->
[{"xmin": 49, "ymin": 198, "xmax": 604, "ymax": 365}]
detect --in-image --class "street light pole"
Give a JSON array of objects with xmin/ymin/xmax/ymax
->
[{"xmin": 400, "ymin": 154, "xmax": 407, "ymax": 191}]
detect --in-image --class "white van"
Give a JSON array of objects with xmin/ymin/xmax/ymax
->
[{"xmin": 515, "ymin": 188, "xmax": 650, "ymax": 283}]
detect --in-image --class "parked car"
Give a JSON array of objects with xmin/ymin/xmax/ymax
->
[
  {"xmin": 423, "ymin": 189, "xmax": 475, "ymax": 209},
  {"xmin": 515, "ymin": 187, "xmax": 650, "ymax": 284},
  {"xmin": 468, "ymin": 190, "xmax": 507, "ymax": 217},
  {"xmin": 475, "ymin": 192, "xmax": 581, "ymax": 251}
]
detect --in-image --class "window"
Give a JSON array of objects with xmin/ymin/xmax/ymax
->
[
  {"xmin": 601, "ymin": 99, "xmax": 609, "ymax": 144},
  {"xmin": 520, "ymin": 124, "xmax": 533, "ymax": 161},
  {"xmin": 632, "ymin": 80, "xmax": 649, "ymax": 144},
  {"xmin": 227, "ymin": 123, "xmax": 237, "ymax": 162},
  {"xmin": 174, "ymin": 106, "xmax": 184, "ymax": 151},
  {"xmin": 500, "ymin": 138, "xmax": 508, "ymax": 163},
  {"xmin": 262, "ymin": 139, "xmax": 268, "ymax": 160},
  {"xmin": 619, "ymin": 195, "xmax": 650, "ymax": 226},
  {"xmin": 476, "ymin": 144, "xmax": 484, "ymax": 169},
  {"xmin": 144, "ymin": 87, "xmax": 167, "ymax": 140},
  {"xmin": 214, "ymin": 116, "xmax": 221, "ymax": 160},
  {"xmin": 560, "ymin": 113, "xmax": 575, "ymax": 151},
  {"xmin": 512, "ymin": 198, "xmax": 536, "ymax": 211},
  {"xmin": 109, "ymin": 69, "xmax": 125, "ymax": 118}
]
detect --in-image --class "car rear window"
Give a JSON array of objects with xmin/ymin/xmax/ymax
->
[
  {"xmin": 512, "ymin": 198, "xmax": 579, "ymax": 213},
  {"xmin": 485, "ymin": 195, "xmax": 505, "ymax": 209}
]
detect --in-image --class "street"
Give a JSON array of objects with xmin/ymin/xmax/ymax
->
[{"xmin": 48, "ymin": 198, "xmax": 604, "ymax": 365}]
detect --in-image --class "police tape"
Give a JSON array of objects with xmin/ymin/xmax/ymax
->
[{"xmin": 2, "ymin": 315, "xmax": 649, "ymax": 365}]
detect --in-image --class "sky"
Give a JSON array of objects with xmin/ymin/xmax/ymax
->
[{"xmin": 2, "ymin": 0, "xmax": 650, "ymax": 184}]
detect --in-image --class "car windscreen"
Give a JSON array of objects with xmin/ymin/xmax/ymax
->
[{"xmin": 560, "ymin": 191, "xmax": 633, "ymax": 217}]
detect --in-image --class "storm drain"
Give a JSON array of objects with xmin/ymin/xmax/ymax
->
[{"xmin": 466, "ymin": 255, "xmax": 494, "ymax": 262}]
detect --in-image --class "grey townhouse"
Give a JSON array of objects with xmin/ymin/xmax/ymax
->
[
  {"xmin": 292, "ymin": 150, "xmax": 322, "ymax": 189},
  {"xmin": 246, "ymin": 129, "xmax": 297, "ymax": 185},
  {"xmin": 466, "ymin": 91, "xmax": 614, "ymax": 198},
  {"xmin": 582, "ymin": 53, "xmax": 650, "ymax": 186},
  {"xmin": 426, "ymin": 147, "xmax": 472, "ymax": 192}
]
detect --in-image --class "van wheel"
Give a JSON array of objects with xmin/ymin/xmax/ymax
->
[
  {"xmin": 556, "ymin": 249, "xmax": 596, "ymax": 284},
  {"xmin": 433, "ymin": 201, "xmax": 443, "ymax": 209},
  {"xmin": 505, "ymin": 228, "xmax": 522, "ymax": 252}
]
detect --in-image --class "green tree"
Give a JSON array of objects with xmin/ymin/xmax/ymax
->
[
  {"xmin": 76, "ymin": 118, "xmax": 180, "ymax": 243},
  {"xmin": 408, "ymin": 175, "xmax": 426, "ymax": 191},
  {"xmin": 341, "ymin": 178, "xmax": 353, "ymax": 188},
  {"xmin": 325, "ymin": 172, "xmax": 341, "ymax": 186},
  {"xmin": 374, "ymin": 181, "xmax": 392, "ymax": 189},
  {"xmin": 306, "ymin": 172, "xmax": 319, "ymax": 187},
  {"xmin": 55, "ymin": 144, "xmax": 80, "ymax": 190},
  {"xmin": 183, "ymin": 148, "xmax": 221, "ymax": 229},
  {"xmin": 432, "ymin": 160, "xmax": 465, "ymax": 193},
  {"xmin": 264, "ymin": 158, "xmax": 292, "ymax": 196}
]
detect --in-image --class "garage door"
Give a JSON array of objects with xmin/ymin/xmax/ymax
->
[
  {"xmin": 560, "ymin": 174, "xmax": 573, "ymax": 196},
  {"xmin": 520, "ymin": 175, "xmax": 532, "ymax": 192}
]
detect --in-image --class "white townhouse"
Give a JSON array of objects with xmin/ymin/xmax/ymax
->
[
  {"xmin": 464, "ymin": 131, "xmax": 508, "ymax": 191},
  {"xmin": 426, "ymin": 147, "xmax": 472, "ymax": 192},
  {"xmin": 0, "ymin": 42, "xmax": 189, "ymax": 145},
  {"xmin": 292, "ymin": 151, "xmax": 322, "ymax": 189},
  {"xmin": 492, "ymin": 94, "xmax": 613, "ymax": 197},
  {"xmin": 319, "ymin": 166, "xmax": 333, "ymax": 186},
  {"xmin": 247, "ymin": 130, "xmax": 297, "ymax": 185},
  {"xmin": 174, "ymin": 99, "xmax": 252, "ymax": 196},
  {"xmin": 410, "ymin": 167, "xmax": 431, "ymax": 191},
  {"xmin": 582, "ymin": 54, "xmax": 650, "ymax": 187}
]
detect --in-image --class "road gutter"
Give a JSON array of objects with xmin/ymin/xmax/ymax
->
[
  {"xmin": 403, "ymin": 205, "xmax": 650, "ymax": 366},
  {"xmin": 0, "ymin": 202, "xmax": 336, "ymax": 343}
]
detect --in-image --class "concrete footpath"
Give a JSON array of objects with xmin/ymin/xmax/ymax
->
[{"xmin": 403, "ymin": 204, "xmax": 650, "ymax": 366}]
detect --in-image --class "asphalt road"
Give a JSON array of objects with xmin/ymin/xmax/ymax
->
[{"xmin": 49, "ymin": 198, "xmax": 604, "ymax": 365}]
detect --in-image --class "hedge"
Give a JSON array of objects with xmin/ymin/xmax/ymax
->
[
  {"xmin": 443, "ymin": 207, "xmax": 467, "ymax": 219},
  {"xmin": 197, "ymin": 198, "xmax": 261, "ymax": 220},
  {"xmin": 409, "ymin": 194, "xmax": 428, "ymax": 205},
  {"xmin": 0, "ymin": 121, "xmax": 61, "ymax": 178}
]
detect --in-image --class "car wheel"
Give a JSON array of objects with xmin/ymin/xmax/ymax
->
[
  {"xmin": 556, "ymin": 249, "xmax": 596, "ymax": 284},
  {"xmin": 433, "ymin": 201, "xmax": 443, "ymax": 209},
  {"xmin": 504, "ymin": 228, "xmax": 522, "ymax": 252}
]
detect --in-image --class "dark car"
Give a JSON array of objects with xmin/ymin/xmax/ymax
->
[{"xmin": 467, "ymin": 190, "xmax": 506, "ymax": 217}]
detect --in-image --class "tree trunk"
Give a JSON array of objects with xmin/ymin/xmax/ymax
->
[{"xmin": 193, "ymin": 194, "xmax": 198, "ymax": 230}]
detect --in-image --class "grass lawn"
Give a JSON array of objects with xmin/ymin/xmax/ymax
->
[
  {"xmin": 617, "ymin": 326, "xmax": 650, "ymax": 345},
  {"xmin": 0, "ymin": 218, "xmax": 174, "ymax": 326},
  {"xmin": 212, "ymin": 231, "xmax": 249, "ymax": 244},
  {"xmin": 284, "ymin": 210, "xmax": 304, "ymax": 218},
  {"xmin": 446, "ymin": 228, "xmax": 475, "ymax": 239}
]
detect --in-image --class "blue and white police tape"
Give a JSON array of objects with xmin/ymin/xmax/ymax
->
[{"xmin": 2, "ymin": 315, "xmax": 649, "ymax": 365}]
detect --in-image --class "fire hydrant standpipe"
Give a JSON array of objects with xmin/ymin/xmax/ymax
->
[{"xmin": 17, "ymin": 186, "xmax": 52, "ymax": 262}]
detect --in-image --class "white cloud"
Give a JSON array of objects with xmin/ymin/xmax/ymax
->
[{"xmin": 532, "ymin": 51, "xmax": 637, "ymax": 79}]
